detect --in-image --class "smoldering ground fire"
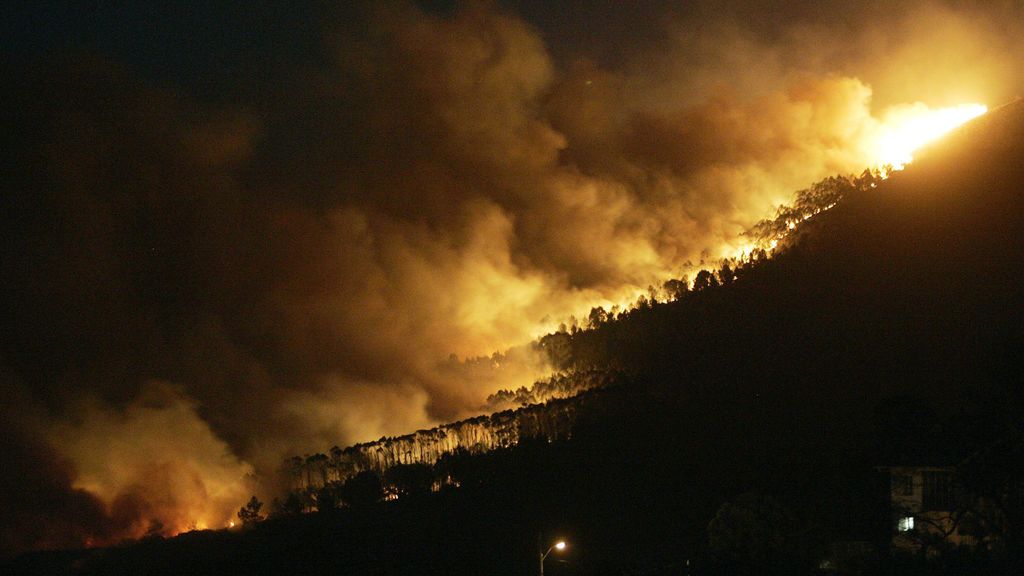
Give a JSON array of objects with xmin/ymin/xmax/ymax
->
[{"xmin": 1, "ymin": 0, "xmax": 1021, "ymax": 554}]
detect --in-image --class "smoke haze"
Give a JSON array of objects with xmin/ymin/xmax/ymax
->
[{"xmin": 2, "ymin": 0, "xmax": 1022, "ymax": 553}]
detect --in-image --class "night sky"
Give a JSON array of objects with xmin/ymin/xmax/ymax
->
[{"xmin": 2, "ymin": 0, "xmax": 1023, "ymax": 554}]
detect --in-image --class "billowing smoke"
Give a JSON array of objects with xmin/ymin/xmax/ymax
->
[
  {"xmin": 2, "ymin": 0, "xmax": 1023, "ymax": 554},
  {"xmin": 50, "ymin": 382, "xmax": 255, "ymax": 536}
]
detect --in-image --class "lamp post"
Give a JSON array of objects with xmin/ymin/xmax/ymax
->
[{"xmin": 539, "ymin": 537, "xmax": 566, "ymax": 576}]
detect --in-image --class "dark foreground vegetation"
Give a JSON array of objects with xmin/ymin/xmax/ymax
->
[{"xmin": 7, "ymin": 103, "xmax": 1024, "ymax": 575}]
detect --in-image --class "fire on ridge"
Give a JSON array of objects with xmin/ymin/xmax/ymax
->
[
  {"xmin": 873, "ymin": 102, "xmax": 988, "ymax": 173},
  {"xmin": 723, "ymin": 100, "xmax": 989, "ymax": 263}
]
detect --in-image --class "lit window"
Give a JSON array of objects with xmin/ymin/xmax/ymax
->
[{"xmin": 898, "ymin": 516, "xmax": 914, "ymax": 532}]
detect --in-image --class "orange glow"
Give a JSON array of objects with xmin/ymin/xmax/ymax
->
[
  {"xmin": 717, "ymin": 101, "xmax": 989, "ymax": 264},
  {"xmin": 53, "ymin": 383, "xmax": 255, "ymax": 543},
  {"xmin": 873, "ymin": 103, "xmax": 987, "ymax": 172}
]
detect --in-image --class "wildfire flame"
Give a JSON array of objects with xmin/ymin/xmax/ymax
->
[
  {"xmin": 534, "ymin": 97, "xmax": 992, "ymax": 340},
  {"xmin": 718, "ymin": 102, "xmax": 987, "ymax": 266},
  {"xmin": 873, "ymin": 102, "xmax": 988, "ymax": 172}
]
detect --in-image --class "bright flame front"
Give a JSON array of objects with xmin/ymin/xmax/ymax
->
[
  {"xmin": 873, "ymin": 103, "xmax": 987, "ymax": 171},
  {"xmin": 717, "ymin": 100, "xmax": 988, "ymax": 267}
]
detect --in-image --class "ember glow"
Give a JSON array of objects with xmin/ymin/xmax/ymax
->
[{"xmin": 873, "ymin": 103, "xmax": 988, "ymax": 171}]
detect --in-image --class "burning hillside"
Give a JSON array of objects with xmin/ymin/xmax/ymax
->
[{"xmin": 3, "ymin": 0, "xmax": 1024, "ymax": 556}]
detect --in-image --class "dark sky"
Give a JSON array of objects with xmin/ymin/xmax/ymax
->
[
  {"xmin": 2, "ymin": 0, "xmax": 1023, "ymax": 555},
  {"xmin": 5, "ymin": 1, "xmax": 1018, "ymax": 101}
]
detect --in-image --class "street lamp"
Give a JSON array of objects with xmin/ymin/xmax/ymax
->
[{"xmin": 539, "ymin": 538, "xmax": 567, "ymax": 576}]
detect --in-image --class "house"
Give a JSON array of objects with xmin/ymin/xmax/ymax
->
[{"xmin": 883, "ymin": 466, "xmax": 976, "ymax": 554}]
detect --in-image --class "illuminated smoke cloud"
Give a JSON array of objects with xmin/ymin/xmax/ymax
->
[{"xmin": 50, "ymin": 382, "xmax": 255, "ymax": 537}]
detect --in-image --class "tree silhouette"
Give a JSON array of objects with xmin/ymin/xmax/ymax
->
[
  {"xmin": 237, "ymin": 496, "xmax": 264, "ymax": 527},
  {"xmin": 693, "ymin": 269, "xmax": 717, "ymax": 291},
  {"xmin": 275, "ymin": 492, "xmax": 304, "ymax": 516},
  {"xmin": 663, "ymin": 277, "xmax": 689, "ymax": 300},
  {"xmin": 385, "ymin": 463, "xmax": 434, "ymax": 499},
  {"xmin": 340, "ymin": 470, "xmax": 384, "ymax": 508},
  {"xmin": 956, "ymin": 431, "xmax": 1024, "ymax": 565},
  {"xmin": 718, "ymin": 263, "xmax": 735, "ymax": 286},
  {"xmin": 305, "ymin": 453, "xmax": 329, "ymax": 488},
  {"xmin": 314, "ymin": 483, "xmax": 341, "ymax": 513}
]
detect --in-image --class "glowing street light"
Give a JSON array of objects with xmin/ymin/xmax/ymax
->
[{"xmin": 539, "ymin": 538, "xmax": 567, "ymax": 576}]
